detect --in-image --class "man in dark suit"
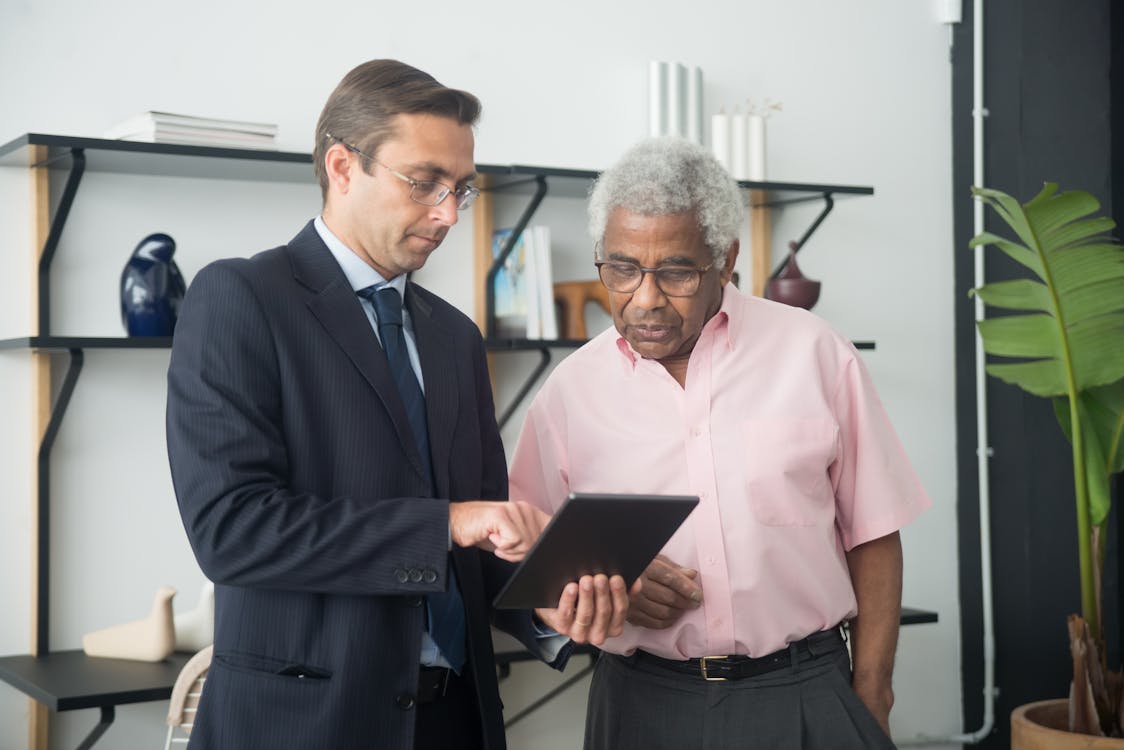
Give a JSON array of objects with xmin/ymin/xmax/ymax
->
[{"xmin": 166, "ymin": 59, "xmax": 627, "ymax": 750}]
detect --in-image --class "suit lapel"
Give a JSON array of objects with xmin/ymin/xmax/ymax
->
[
  {"xmin": 288, "ymin": 222, "xmax": 429, "ymax": 483},
  {"xmin": 407, "ymin": 284, "xmax": 459, "ymax": 498}
]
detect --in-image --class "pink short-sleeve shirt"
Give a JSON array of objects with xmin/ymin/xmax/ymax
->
[{"xmin": 508, "ymin": 285, "xmax": 930, "ymax": 659}]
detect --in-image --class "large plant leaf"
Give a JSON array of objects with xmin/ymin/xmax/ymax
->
[
  {"xmin": 972, "ymin": 185, "xmax": 1124, "ymax": 394},
  {"xmin": 972, "ymin": 183, "xmax": 1124, "ymax": 633},
  {"xmin": 1087, "ymin": 381, "xmax": 1124, "ymax": 475},
  {"xmin": 1081, "ymin": 404, "xmax": 1113, "ymax": 526},
  {"xmin": 1059, "ymin": 381, "xmax": 1124, "ymax": 476}
]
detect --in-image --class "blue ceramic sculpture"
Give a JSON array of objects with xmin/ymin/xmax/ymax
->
[{"xmin": 120, "ymin": 233, "xmax": 186, "ymax": 336}]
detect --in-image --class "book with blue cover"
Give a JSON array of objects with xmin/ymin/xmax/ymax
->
[{"xmin": 492, "ymin": 227, "xmax": 528, "ymax": 338}]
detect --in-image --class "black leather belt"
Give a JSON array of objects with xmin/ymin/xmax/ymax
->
[
  {"xmin": 629, "ymin": 626, "xmax": 845, "ymax": 681},
  {"xmin": 417, "ymin": 665, "xmax": 454, "ymax": 703}
]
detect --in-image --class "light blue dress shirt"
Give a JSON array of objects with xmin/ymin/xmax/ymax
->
[
  {"xmin": 313, "ymin": 216, "xmax": 567, "ymax": 665},
  {"xmin": 314, "ymin": 216, "xmax": 451, "ymax": 668}
]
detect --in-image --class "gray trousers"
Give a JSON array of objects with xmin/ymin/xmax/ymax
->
[{"xmin": 584, "ymin": 639, "xmax": 896, "ymax": 750}]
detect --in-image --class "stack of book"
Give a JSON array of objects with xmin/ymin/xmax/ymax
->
[
  {"xmin": 492, "ymin": 225, "xmax": 558, "ymax": 340},
  {"xmin": 103, "ymin": 111, "xmax": 278, "ymax": 149}
]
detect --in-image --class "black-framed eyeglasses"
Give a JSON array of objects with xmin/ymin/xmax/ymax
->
[
  {"xmin": 595, "ymin": 260, "xmax": 715, "ymax": 297},
  {"xmin": 325, "ymin": 133, "xmax": 480, "ymax": 210}
]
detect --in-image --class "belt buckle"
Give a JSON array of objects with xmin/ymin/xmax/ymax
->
[{"xmin": 699, "ymin": 655, "xmax": 729, "ymax": 681}]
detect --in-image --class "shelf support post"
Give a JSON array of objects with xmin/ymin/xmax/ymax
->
[
  {"xmin": 35, "ymin": 348, "xmax": 84, "ymax": 655},
  {"xmin": 27, "ymin": 144, "xmax": 54, "ymax": 750},
  {"xmin": 768, "ymin": 192, "xmax": 835, "ymax": 279},
  {"xmin": 38, "ymin": 148, "xmax": 86, "ymax": 337},
  {"xmin": 749, "ymin": 189, "xmax": 770, "ymax": 296},
  {"xmin": 497, "ymin": 348, "xmax": 551, "ymax": 430},
  {"xmin": 75, "ymin": 705, "xmax": 114, "ymax": 750}
]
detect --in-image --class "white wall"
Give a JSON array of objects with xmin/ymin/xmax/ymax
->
[{"xmin": 0, "ymin": 1, "xmax": 961, "ymax": 748}]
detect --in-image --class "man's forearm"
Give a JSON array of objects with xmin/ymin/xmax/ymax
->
[{"xmin": 845, "ymin": 530, "xmax": 903, "ymax": 734}]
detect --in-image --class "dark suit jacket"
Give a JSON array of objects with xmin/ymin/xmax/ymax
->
[{"xmin": 166, "ymin": 221, "xmax": 550, "ymax": 749}]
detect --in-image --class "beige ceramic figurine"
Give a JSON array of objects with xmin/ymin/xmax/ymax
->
[
  {"xmin": 82, "ymin": 585, "xmax": 176, "ymax": 662},
  {"xmin": 174, "ymin": 580, "xmax": 214, "ymax": 652}
]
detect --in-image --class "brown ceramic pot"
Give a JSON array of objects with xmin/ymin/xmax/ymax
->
[
  {"xmin": 764, "ymin": 242, "xmax": 820, "ymax": 310},
  {"xmin": 1011, "ymin": 699, "xmax": 1124, "ymax": 749}
]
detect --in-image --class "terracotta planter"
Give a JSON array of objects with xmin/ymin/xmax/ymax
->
[{"xmin": 1011, "ymin": 699, "xmax": 1124, "ymax": 749}]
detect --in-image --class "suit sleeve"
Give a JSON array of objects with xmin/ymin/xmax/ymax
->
[{"xmin": 166, "ymin": 261, "xmax": 449, "ymax": 596}]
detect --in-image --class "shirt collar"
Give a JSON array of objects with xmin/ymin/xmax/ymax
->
[
  {"xmin": 610, "ymin": 282, "xmax": 740, "ymax": 370},
  {"xmin": 313, "ymin": 215, "xmax": 407, "ymax": 298}
]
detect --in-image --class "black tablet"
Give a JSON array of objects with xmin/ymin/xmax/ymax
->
[{"xmin": 492, "ymin": 492, "xmax": 699, "ymax": 610}]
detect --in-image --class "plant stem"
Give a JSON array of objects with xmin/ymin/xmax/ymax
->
[{"xmin": 1070, "ymin": 388, "xmax": 1098, "ymax": 637}]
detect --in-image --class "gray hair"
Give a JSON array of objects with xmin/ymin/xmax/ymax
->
[{"xmin": 587, "ymin": 137, "xmax": 744, "ymax": 263}]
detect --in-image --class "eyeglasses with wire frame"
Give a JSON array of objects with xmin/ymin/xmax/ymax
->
[
  {"xmin": 325, "ymin": 133, "xmax": 480, "ymax": 210},
  {"xmin": 595, "ymin": 260, "xmax": 716, "ymax": 297}
]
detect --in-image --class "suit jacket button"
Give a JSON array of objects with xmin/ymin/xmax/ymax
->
[
  {"xmin": 408, "ymin": 568, "xmax": 423, "ymax": 583},
  {"xmin": 396, "ymin": 693, "xmax": 416, "ymax": 710},
  {"xmin": 407, "ymin": 596, "xmax": 423, "ymax": 608},
  {"xmin": 395, "ymin": 568, "xmax": 409, "ymax": 584},
  {"xmin": 422, "ymin": 569, "xmax": 437, "ymax": 584}
]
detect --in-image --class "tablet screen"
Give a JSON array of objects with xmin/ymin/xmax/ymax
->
[{"xmin": 492, "ymin": 492, "xmax": 698, "ymax": 610}]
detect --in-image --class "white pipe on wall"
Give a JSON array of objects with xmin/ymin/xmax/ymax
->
[{"xmin": 899, "ymin": 0, "xmax": 997, "ymax": 744}]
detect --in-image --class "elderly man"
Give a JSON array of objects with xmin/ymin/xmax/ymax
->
[{"xmin": 508, "ymin": 137, "xmax": 930, "ymax": 750}]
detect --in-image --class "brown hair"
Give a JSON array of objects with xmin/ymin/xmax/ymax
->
[{"xmin": 312, "ymin": 59, "xmax": 482, "ymax": 200}]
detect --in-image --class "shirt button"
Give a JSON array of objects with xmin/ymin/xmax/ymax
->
[
  {"xmin": 707, "ymin": 556, "xmax": 717, "ymax": 566},
  {"xmin": 693, "ymin": 427, "xmax": 703, "ymax": 437},
  {"xmin": 396, "ymin": 693, "xmax": 416, "ymax": 710}
]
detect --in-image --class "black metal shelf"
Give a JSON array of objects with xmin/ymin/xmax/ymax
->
[
  {"xmin": 0, "ymin": 650, "xmax": 191, "ymax": 748},
  {"xmin": 486, "ymin": 338, "xmax": 587, "ymax": 351},
  {"xmin": 0, "ymin": 650, "xmax": 191, "ymax": 712},
  {"xmin": 900, "ymin": 607, "xmax": 939, "ymax": 626},
  {"xmin": 486, "ymin": 337, "xmax": 875, "ymax": 352},
  {"xmin": 0, "ymin": 336, "xmax": 172, "ymax": 351},
  {"xmin": 0, "ymin": 133, "xmax": 313, "ymax": 183}
]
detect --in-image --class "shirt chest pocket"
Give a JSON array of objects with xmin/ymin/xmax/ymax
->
[{"xmin": 741, "ymin": 418, "xmax": 838, "ymax": 526}]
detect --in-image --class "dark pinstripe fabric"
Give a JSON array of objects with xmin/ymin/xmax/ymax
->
[{"xmin": 167, "ymin": 221, "xmax": 545, "ymax": 750}]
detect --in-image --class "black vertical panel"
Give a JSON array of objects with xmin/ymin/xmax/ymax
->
[
  {"xmin": 1106, "ymin": 0, "xmax": 1124, "ymax": 670},
  {"xmin": 954, "ymin": 1, "xmax": 1113, "ymax": 747}
]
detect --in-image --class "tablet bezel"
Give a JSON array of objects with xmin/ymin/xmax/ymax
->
[{"xmin": 491, "ymin": 492, "xmax": 699, "ymax": 610}]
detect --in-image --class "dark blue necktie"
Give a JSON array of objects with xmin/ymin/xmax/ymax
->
[{"xmin": 359, "ymin": 284, "xmax": 466, "ymax": 673}]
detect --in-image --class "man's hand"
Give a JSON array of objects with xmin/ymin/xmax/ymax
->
[
  {"xmin": 626, "ymin": 554, "xmax": 702, "ymax": 629},
  {"xmin": 534, "ymin": 574, "xmax": 629, "ymax": 646},
  {"xmin": 449, "ymin": 501, "xmax": 548, "ymax": 562},
  {"xmin": 852, "ymin": 672, "xmax": 894, "ymax": 737}
]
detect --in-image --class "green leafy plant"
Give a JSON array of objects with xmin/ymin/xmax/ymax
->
[{"xmin": 971, "ymin": 183, "xmax": 1124, "ymax": 735}]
